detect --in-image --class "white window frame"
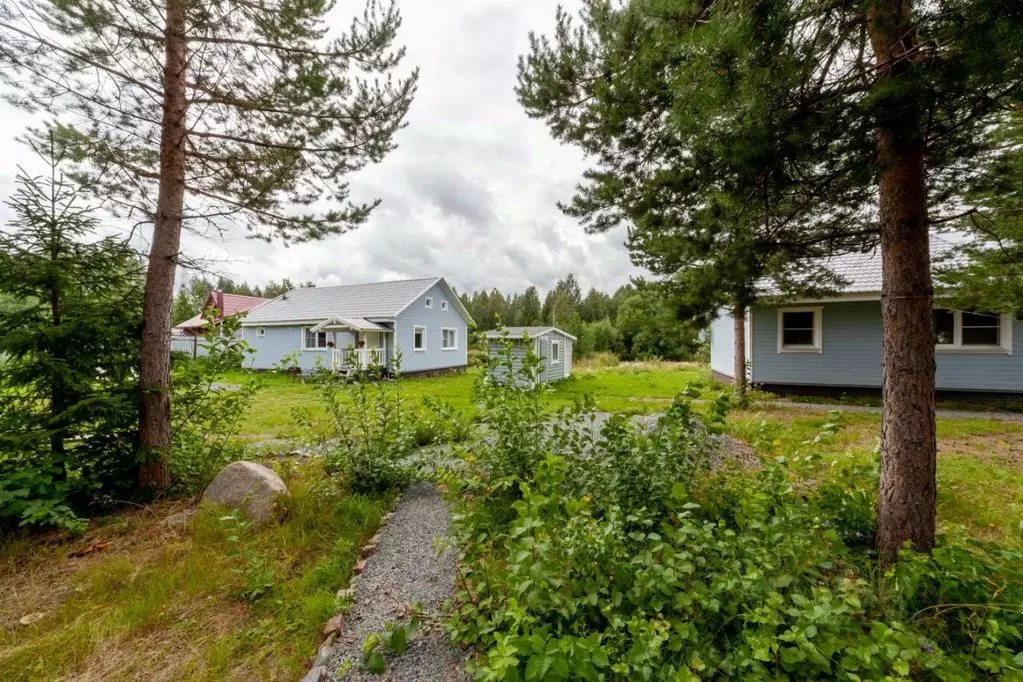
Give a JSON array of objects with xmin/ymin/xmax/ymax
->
[
  {"xmin": 935, "ymin": 309, "xmax": 1013, "ymax": 354},
  {"xmin": 413, "ymin": 325, "xmax": 427, "ymax": 352},
  {"xmin": 425, "ymin": 297, "xmax": 434, "ymax": 309},
  {"xmin": 441, "ymin": 327, "xmax": 458, "ymax": 351},
  {"xmin": 440, "ymin": 300, "xmax": 448, "ymax": 311},
  {"xmin": 256, "ymin": 327, "xmax": 266, "ymax": 338},
  {"xmin": 301, "ymin": 327, "xmax": 329, "ymax": 350},
  {"xmin": 550, "ymin": 339, "xmax": 561, "ymax": 364},
  {"xmin": 777, "ymin": 307, "xmax": 823, "ymax": 353}
]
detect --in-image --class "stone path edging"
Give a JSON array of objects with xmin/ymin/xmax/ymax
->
[{"xmin": 301, "ymin": 482, "xmax": 468, "ymax": 682}]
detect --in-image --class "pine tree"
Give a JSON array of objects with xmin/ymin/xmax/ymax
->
[
  {"xmin": 0, "ymin": 137, "xmax": 143, "ymax": 525},
  {"xmin": 0, "ymin": 0, "xmax": 418, "ymax": 486},
  {"xmin": 518, "ymin": 0, "xmax": 1023, "ymax": 560},
  {"xmin": 936, "ymin": 116, "xmax": 1023, "ymax": 312}
]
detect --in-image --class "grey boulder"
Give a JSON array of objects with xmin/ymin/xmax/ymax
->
[{"xmin": 201, "ymin": 461, "xmax": 288, "ymax": 526}]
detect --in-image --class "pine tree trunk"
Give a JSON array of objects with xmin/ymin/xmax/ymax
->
[
  {"xmin": 869, "ymin": 0, "xmax": 937, "ymax": 562},
  {"xmin": 139, "ymin": 0, "xmax": 188, "ymax": 489},
  {"xmin": 733, "ymin": 303, "xmax": 747, "ymax": 400}
]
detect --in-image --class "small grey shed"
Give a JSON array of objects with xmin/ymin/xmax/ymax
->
[{"xmin": 484, "ymin": 326, "xmax": 575, "ymax": 384}]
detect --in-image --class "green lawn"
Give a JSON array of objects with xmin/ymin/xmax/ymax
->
[
  {"xmin": 227, "ymin": 361, "xmax": 713, "ymax": 442},
  {"xmin": 724, "ymin": 406, "xmax": 1023, "ymax": 544}
]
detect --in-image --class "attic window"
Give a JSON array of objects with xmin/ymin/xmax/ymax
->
[
  {"xmin": 256, "ymin": 327, "xmax": 265, "ymax": 338},
  {"xmin": 777, "ymin": 307, "xmax": 822, "ymax": 353},
  {"xmin": 440, "ymin": 300, "xmax": 448, "ymax": 311},
  {"xmin": 425, "ymin": 297, "xmax": 434, "ymax": 309}
]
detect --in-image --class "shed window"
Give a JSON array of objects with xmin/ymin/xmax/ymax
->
[
  {"xmin": 551, "ymin": 340, "xmax": 561, "ymax": 363},
  {"xmin": 777, "ymin": 307, "xmax": 822, "ymax": 352},
  {"xmin": 303, "ymin": 328, "xmax": 328, "ymax": 349},
  {"xmin": 935, "ymin": 309, "xmax": 1010, "ymax": 351},
  {"xmin": 413, "ymin": 326, "xmax": 426, "ymax": 351}
]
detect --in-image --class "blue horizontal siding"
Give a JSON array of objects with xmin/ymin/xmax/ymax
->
[
  {"xmin": 751, "ymin": 301, "xmax": 1023, "ymax": 392},
  {"xmin": 393, "ymin": 282, "xmax": 468, "ymax": 373},
  {"xmin": 241, "ymin": 325, "xmax": 356, "ymax": 372}
]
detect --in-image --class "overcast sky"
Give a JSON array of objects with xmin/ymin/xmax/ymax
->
[{"xmin": 0, "ymin": 0, "xmax": 643, "ymax": 297}]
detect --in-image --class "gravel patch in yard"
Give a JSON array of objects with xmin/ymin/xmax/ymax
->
[{"xmin": 325, "ymin": 482, "xmax": 468, "ymax": 681}]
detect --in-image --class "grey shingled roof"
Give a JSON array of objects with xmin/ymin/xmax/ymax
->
[
  {"xmin": 484, "ymin": 326, "xmax": 578, "ymax": 341},
  {"xmin": 766, "ymin": 234, "xmax": 962, "ymax": 298},
  {"xmin": 243, "ymin": 277, "xmax": 445, "ymax": 324}
]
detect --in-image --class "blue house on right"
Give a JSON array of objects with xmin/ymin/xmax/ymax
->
[{"xmin": 710, "ymin": 249, "xmax": 1021, "ymax": 395}]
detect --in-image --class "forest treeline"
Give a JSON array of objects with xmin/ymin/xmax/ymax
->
[
  {"xmin": 458, "ymin": 274, "xmax": 705, "ymax": 361},
  {"xmin": 172, "ymin": 272, "xmax": 706, "ymax": 361}
]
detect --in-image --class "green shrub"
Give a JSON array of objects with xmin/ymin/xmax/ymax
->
[
  {"xmin": 299, "ymin": 358, "xmax": 417, "ymax": 494},
  {"xmin": 446, "ymin": 376, "xmax": 1023, "ymax": 680},
  {"xmin": 170, "ymin": 315, "xmax": 264, "ymax": 493}
]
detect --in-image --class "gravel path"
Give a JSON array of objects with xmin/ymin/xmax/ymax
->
[
  {"xmin": 763, "ymin": 401, "xmax": 1023, "ymax": 422},
  {"xmin": 324, "ymin": 482, "xmax": 468, "ymax": 681}
]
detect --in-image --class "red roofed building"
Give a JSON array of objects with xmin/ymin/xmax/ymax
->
[{"xmin": 172, "ymin": 291, "xmax": 270, "ymax": 345}]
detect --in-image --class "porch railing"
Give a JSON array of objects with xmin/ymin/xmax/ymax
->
[{"xmin": 330, "ymin": 347, "xmax": 385, "ymax": 371}]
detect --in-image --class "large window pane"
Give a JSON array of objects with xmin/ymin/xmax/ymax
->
[
  {"xmin": 961, "ymin": 312, "xmax": 1000, "ymax": 346},
  {"xmin": 934, "ymin": 309, "xmax": 955, "ymax": 345}
]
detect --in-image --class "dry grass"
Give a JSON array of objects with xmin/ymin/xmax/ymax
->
[{"xmin": 0, "ymin": 464, "xmax": 389, "ymax": 681}]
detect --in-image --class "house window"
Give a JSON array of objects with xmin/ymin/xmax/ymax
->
[
  {"xmin": 413, "ymin": 326, "xmax": 426, "ymax": 352},
  {"xmin": 256, "ymin": 327, "xmax": 265, "ymax": 338},
  {"xmin": 441, "ymin": 300, "xmax": 448, "ymax": 311},
  {"xmin": 303, "ymin": 328, "xmax": 329, "ymax": 350},
  {"xmin": 551, "ymin": 340, "xmax": 561, "ymax": 364},
  {"xmin": 934, "ymin": 309, "xmax": 1011, "ymax": 351},
  {"xmin": 777, "ymin": 307, "xmax": 822, "ymax": 353},
  {"xmin": 442, "ymin": 328, "xmax": 457, "ymax": 350},
  {"xmin": 425, "ymin": 297, "xmax": 434, "ymax": 309}
]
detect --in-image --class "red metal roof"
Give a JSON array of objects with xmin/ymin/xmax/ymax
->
[{"xmin": 173, "ymin": 291, "xmax": 271, "ymax": 332}]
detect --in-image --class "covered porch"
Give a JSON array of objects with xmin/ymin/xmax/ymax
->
[{"xmin": 307, "ymin": 316, "xmax": 392, "ymax": 373}]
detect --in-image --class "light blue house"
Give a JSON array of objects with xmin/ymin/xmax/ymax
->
[
  {"xmin": 240, "ymin": 277, "xmax": 473, "ymax": 375},
  {"xmin": 710, "ymin": 249, "xmax": 1021, "ymax": 394}
]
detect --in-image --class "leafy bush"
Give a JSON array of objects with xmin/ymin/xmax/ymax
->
[
  {"xmin": 170, "ymin": 315, "xmax": 264, "ymax": 493},
  {"xmin": 298, "ymin": 357, "xmax": 417, "ymax": 494},
  {"xmin": 446, "ymin": 377, "xmax": 1023, "ymax": 680}
]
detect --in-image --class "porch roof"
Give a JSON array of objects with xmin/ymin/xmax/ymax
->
[{"xmin": 309, "ymin": 316, "xmax": 391, "ymax": 332}]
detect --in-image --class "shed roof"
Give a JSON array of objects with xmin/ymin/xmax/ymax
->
[
  {"xmin": 484, "ymin": 326, "xmax": 578, "ymax": 342},
  {"xmin": 242, "ymin": 276, "xmax": 472, "ymax": 325}
]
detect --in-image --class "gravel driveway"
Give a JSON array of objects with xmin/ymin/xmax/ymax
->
[{"xmin": 325, "ymin": 482, "xmax": 469, "ymax": 681}]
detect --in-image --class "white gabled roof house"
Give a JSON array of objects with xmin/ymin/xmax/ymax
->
[{"xmin": 240, "ymin": 276, "xmax": 473, "ymax": 375}]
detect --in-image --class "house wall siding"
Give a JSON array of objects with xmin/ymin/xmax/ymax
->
[
  {"xmin": 393, "ymin": 282, "xmax": 468, "ymax": 373},
  {"xmin": 751, "ymin": 301, "xmax": 1023, "ymax": 392},
  {"xmin": 243, "ymin": 325, "xmax": 326, "ymax": 372},
  {"xmin": 710, "ymin": 310, "xmax": 736, "ymax": 378}
]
